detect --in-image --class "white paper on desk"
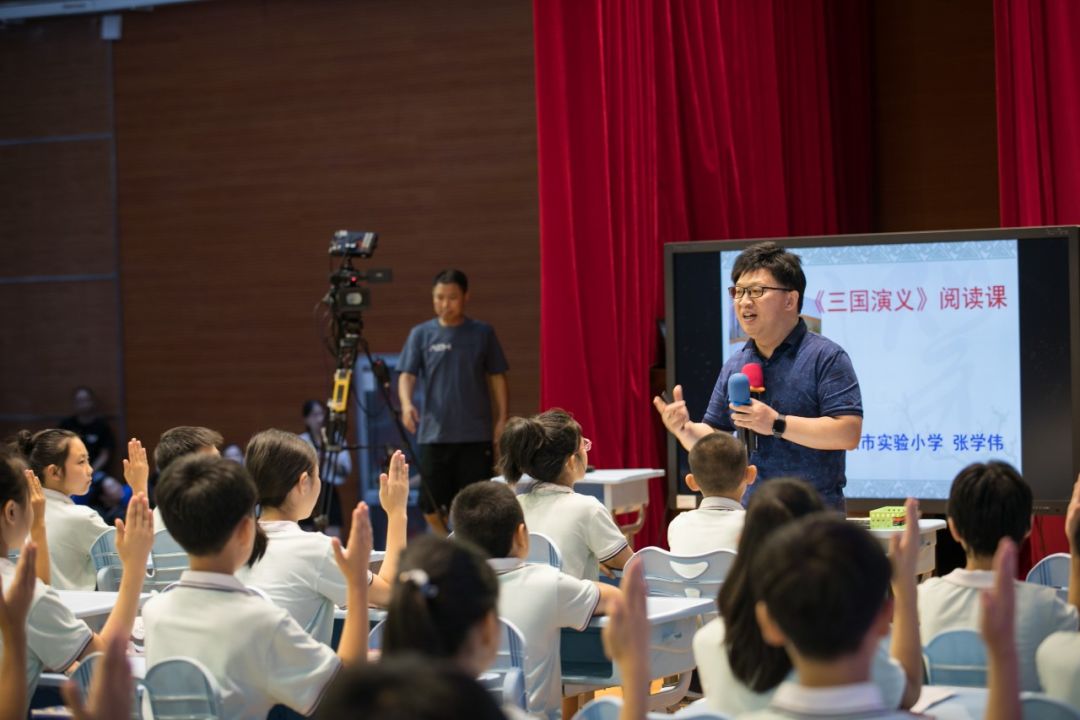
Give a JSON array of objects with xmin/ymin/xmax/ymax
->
[{"xmin": 911, "ymin": 686, "xmax": 957, "ymax": 713}]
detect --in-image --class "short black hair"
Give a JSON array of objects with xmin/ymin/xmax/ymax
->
[
  {"xmin": 0, "ymin": 446, "xmax": 29, "ymax": 511},
  {"xmin": 731, "ymin": 241, "xmax": 807, "ymax": 313},
  {"xmin": 689, "ymin": 432, "xmax": 748, "ymax": 495},
  {"xmin": 947, "ymin": 461, "xmax": 1032, "ymax": 557},
  {"xmin": 432, "ymin": 268, "xmax": 468, "ymax": 293},
  {"xmin": 752, "ymin": 515, "xmax": 891, "ymax": 661},
  {"xmin": 315, "ymin": 653, "xmax": 505, "ymax": 720},
  {"xmin": 154, "ymin": 426, "xmax": 224, "ymax": 474},
  {"xmin": 450, "ymin": 481, "xmax": 523, "ymax": 559},
  {"xmin": 155, "ymin": 454, "xmax": 259, "ymax": 558}
]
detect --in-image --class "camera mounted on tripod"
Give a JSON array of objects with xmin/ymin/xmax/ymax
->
[{"xmin": 326, "ymin": 231, "xmax": 392, "ymax": 320}]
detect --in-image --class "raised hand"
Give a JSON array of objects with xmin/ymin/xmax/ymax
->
[
  {"xmin": 378, "ymin": 451, "xmax": 410, "ymax": 516},
  {"xmin": 0, "ymin": 542, "xmax": 37, "ymax": 639},
  {"xmin": 889, "ymin": 498, "xmax": 921, "ymax": 581},
  {"xmin": 25, "ymin": 470, "xmax": 46, "ymax": 533},
  {"xmin": 1066, "ymin": 474, "xmax": 1080, "ymax": 553},
  {"xmin": 652, "ymin": 385, "xmax": 690, "ymax": 435},
  {"xmin": 981, "ymin": 538, "xmax": 1017, "ymax": 653},
  {"xmin": 333, "ymin": 502, "xmax": 373, "ymax": 587},
  {"xmin": 122, "ymin": 439, "xmax": 149, "ymax": 496},
  {"xmin": 115, "ymin": 493, "xmax": 154, "ymax": 568}
]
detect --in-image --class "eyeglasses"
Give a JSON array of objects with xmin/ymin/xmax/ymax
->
[
  {"xmin": 728, "ymin": 285, "xmax": 793, "ymax": 300},
  {"xmin": 582, "ymin": 438, "xmax": 592, "ymax": 452}
]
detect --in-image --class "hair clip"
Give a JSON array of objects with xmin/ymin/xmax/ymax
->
[{"xmin": 399, "ymin": 569, "xmax": 439, "ymax": 599}]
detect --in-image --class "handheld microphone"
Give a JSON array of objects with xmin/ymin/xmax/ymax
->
[
  {"xmin": 742, "ymin": 362, "xmax": 765, "ymax": 394},
  {"xmin": 727, "ymin": 372, "xmax": 757, "ymax": 454}
]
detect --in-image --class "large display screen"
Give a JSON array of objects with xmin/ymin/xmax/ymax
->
[{"xmin": 666, "ymin": 227, "xmax": 1080, "ymax": 513}]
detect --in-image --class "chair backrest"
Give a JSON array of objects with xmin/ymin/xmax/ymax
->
[
  {"xmin": 1021, "ymin": 692, "xmax": 1080, "ymax": 720},
  {"xmin": 493, "ymin": 618, "xmax": 526, "ymax": 672},
  {"xmin": 627, "ymin": 546, "xmax": 736, "ymax": 599},
  {"xmin": 144, "ymin": 657, "xmax": 223, "ymax": 720},
  {"xmin": 148, "ymin": 531, "xmax": 190, "ymax": 592},
  {"xmin": 71, "ymin": 652, "xmax": 103, "ymax": 698},
  {"xmin": 368, "ymin": 618, "xmax": 386, "ymax": 651},
  {"xmin": 96, "ymin": 564, "xmax": 124, "ymax": 592},
  {"xmin": 1026, "ymin": 553, "xmax": 1071, "ymax": 598},
  {"xmin": 90, "ymin": 528, "xmax": 121, "ymax": 573},
  {"xmin": 476, "ymin": 667, "xmax": 527, "ymax": 711},
  {"xmin": 526, "ymin": 532, "xmax": 563, "ymax": 570},
  {"xmin": 923, "ymin": 629, "xmax": 988, "ymax": 687}
]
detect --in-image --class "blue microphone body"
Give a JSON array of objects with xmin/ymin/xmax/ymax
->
[{"xmin": 727, "ymin": 372, "xmax": 757, "ymax": 453}]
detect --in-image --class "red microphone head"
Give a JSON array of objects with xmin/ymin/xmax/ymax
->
[{"xmin": 742, "ymin": 362, "xmax": 765, "ymax": 392}]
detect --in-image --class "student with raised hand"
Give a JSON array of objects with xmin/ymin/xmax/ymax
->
[
  {"xmin": 237, "ymin": 430, "xmax": 408, "ymax": 638},
  {"xmin": 451, "ymin": 481, "xmax": 620, "ymax": 718},
  {"xmin": 500, "ymin": 409, "xmax": 632, "ymax": 580},
  {"xmin": 693, "ymin": 479, "xmax": 918, "ymax": 715},
  {"xmin": 667, "ymin": 431, "xmax": 756, "ymax": 554},
  {"xmin": 919, "ymin": 461, "xmax": 1077, "ymax": 691},
  {"xmin": 1036, "ymin": 474, "xmax": 1080, "ymax": 709},
  {"xmin": 0, "ymin": 447, "xmax": 153, "ymax": 709},
  {"xmin": 142, "ymin": 454, "xmax": 372, "ymax": 720},
  {"xmin": 0, "ymin": 540, "xmax": 37, "ymax": 720}
]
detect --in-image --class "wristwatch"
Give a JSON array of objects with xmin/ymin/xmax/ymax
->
[{"xmin": 772, "ymin": 414, "xmax": 787, "ymax": 438}]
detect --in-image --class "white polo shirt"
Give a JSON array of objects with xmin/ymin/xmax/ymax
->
[
  {"xmin": 666, "ymin": 496, "xmax": 744, "ymax": 555},
  {"xmin": 693, "ymin": 617, "xmax": 906, "ymax": 716},
  {"xmin": 1037, "ymin": 631, "xmax": 1080, "ymax": 708},
  {"xmin": 740, "ymin": 681, "xmax": 916, "ymax": 719},
  {"xmin": 143, "ymin": 570, "xmax": 341, "ymax": 720},
  {"xmin": 516, "ymin": 483, "xmax": 628, "ymax": 581},
  {"xmin": 918, "ymin": 569, "xmax": 1078, "ymax": 691},
  {"xmin": 489, "ymin": 557, "xmax": 600, "ymax": 719},
  {"xmin": 0, "ymin": 557, "xmax": 93, "ymax": 705},
  {"xmin": 235, "ymin": 521, "xmax": 372, "ymax": 642},
  {"xmin": 43, "ymin": 487, "xmax": 111, "ymax": 590},
  {"xmin": 152, "ymin": 506, "xmax": 165, "ymax": 534}
]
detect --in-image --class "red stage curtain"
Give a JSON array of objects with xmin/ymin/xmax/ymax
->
[
  {"xmin": 995, "ymin": 0, "xmax": 1080, "ymax": 569},
  {"xmin": 533, "ymin": 0, "xmax": 870, "ymax": 547}
]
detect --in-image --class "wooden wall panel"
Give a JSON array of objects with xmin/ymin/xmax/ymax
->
[
  {"xmin": 0, "ymin": 16, "xmax": 110, "ymax": 138},
  {"xmin": 113, "ymin": 0, "xmax": 539, "ymax": 447},
  {"xmin": 871, "ymin": 0, "xmax": 999, "ymax": 232},
  {"xmin": 0, "ymin": 140, "xmax": 115, "ymax": 277}
]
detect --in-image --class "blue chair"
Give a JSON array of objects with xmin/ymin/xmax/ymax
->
[
  {"xmin": 96, "ymin": 565, "xmax": 123, "ymax": 592},
  {"xmin": 1021, "ymin": 692, "xmax": 1080, "ymax": 719},
  {"xmin": 923, "ymin": 629, "xmax": 988, "ymax": 687},
  {"xmin": 144, "ymin": 657, "xmax": 222, "ymax": 720},
  {"xmin": 1027, "ymin": 553, "xmax": 1071, "ymax": 600},
  {"xmin": 90, "ymin": 528, "xmax": 121, "ymax": 574},
  {"xmin": 628, "ymin": 546, "xmax": 736, "ymax": 600},
  {"xmin": 526, "ymin": 532, "xmax": 564, "ymax": 570},
  {"xmin": 71, "ymin": 652, "xmax": 144, "ymax": 719},
  {"xmin": 478, "ymin": 667, "xmax": 527, "ymax": 711},
  {"xmin": 148, "ymin": 531, "xmax": 189, "ymax": 592}
]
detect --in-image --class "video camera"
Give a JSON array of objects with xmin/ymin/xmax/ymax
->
[{"xmin": 326, "ymin": 230, "xmax": 392, "ymax": 318}]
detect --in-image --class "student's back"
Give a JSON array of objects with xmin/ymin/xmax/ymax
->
[
  {"xmin": 143, "ymin": 575, "xmax": 339, "ymax": 719},
  {"xmin": 516, "ymin": 485, "xmax": 625, "ymax": 581}
]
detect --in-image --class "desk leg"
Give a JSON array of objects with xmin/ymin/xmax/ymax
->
[{"xmin": 613, "ymin": 503, "xmax": 647, "ymax": 544}]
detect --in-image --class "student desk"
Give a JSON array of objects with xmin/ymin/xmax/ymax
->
[
  {"xmin": 55, "ymin": 590, "xmax": 152, "ymax": 630},
  {"xmin": 856, "ymin": 518, "xmax": 947, "ymax": 577},
  {"xmin": 560, "ymin": 596, "xmax": 712, "ymax": 689},
  {"xmin": 573, "ymin": 469, "xmax": 663, "ymax": 538}
]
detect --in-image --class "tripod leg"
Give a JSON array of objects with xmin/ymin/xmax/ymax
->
[{"xmin": 423, "ymin": 510, "xmax": 450, "ymax": 536}]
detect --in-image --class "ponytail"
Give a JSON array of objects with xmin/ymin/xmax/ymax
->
[
  {"xmin": 496, "ymin": 409, "xmax": 581, "ymax": 485},
  {"xmin": 247, "ymin": 522, "xmax": 268, "ymax": 568},
  {"xmin": 8, "ymin": 428, "xmax": 77, "ymax": 480},
  {"xmin": 383, "ymin": 535, "xmax": 498, "ymax": 660}
]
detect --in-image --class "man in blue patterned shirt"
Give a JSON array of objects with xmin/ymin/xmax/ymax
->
[{"xmin": 654, "ymin": 242, "xmax": 862, "ymax": 509}]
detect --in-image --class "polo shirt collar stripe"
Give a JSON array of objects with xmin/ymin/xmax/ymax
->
[
  {"xmin": 942, "ymin": 568, "xmax": 995, "ymax": 589},
  {"xmin": 533, "ymin": 482, "xmax": 574, "ymax": 494},
  {"xmin": 487, "ymin": 557, "xmax": 527, "ymax": 574},
  {"xmin": 749, "ymin": 317, "xmax": 809, "ymax": 359},
  {"xmin": 174, "ymin": 570, "xmax": 257, "ymax": 595}
]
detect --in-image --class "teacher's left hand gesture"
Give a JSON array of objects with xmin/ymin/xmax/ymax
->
[{"xmin": 729, "ymin": 399, "xmax": 779, "ymax": 436}]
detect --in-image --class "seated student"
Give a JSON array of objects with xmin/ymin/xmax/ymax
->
[
  {"xmin": 11, "ymin": 430, "xmax": 149, "ymax": 590},
  {"xmin": 0, "ymin": 447, "xmax": 152, "ymax": 709},
  {"xmin": 150, "ymin": 426, "xmax": 222, "ymax": 529},
  {"xmin": 744, "ymin": 516, "xmax": 1021, "ymax": 720},
  {"xmin": 451, "ymin": 481, "xmax": 620, "ymax": 718},
  {"xmin": 667, "ymin": 431, "xmax": 756, "ymax": 555},
  {"xmin": 500, "ymin": 410, "xmax": 632, "ymax": 580},
  {"xmin": 142, "ymin": 455, "xmax": 372, "ymax": 720},
  {"xmin": 0, "ymin": 538, "xmax": 37, "ymax": 720},
  {"xmin": 919, "ymin": 461, "xmax": 1079, "ymax": 692},
  {"xmin": 1035, "ymin": 474, "xmax": 1080, "ymax": 709},
  {"xmin": 236, "ymin": 429, "xmax": 408, "ymax": 636},
  {"xmin": 693, "ymin": 479, "xmax": 923, "ymax": 715}
]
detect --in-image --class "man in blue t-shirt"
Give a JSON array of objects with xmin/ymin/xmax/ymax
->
[
  {"xmin": 398, "ymin": 269, "xmax": 510, "ymax": 533},
  {"xmin": 653, "ymin": 242, "xmax": 862, "ymax": 509}
]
